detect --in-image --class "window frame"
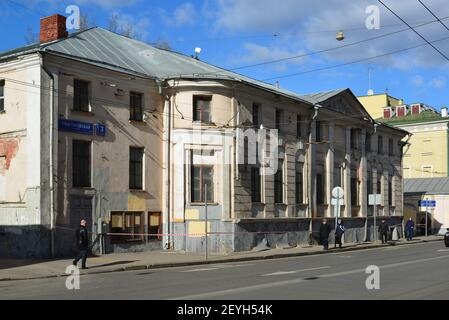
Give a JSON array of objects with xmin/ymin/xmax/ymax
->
[
  {"xmin": 274, "ymin": 160, "xmax": 284, "ymax": 204},
  {"xmin": 110, "ymin": 212, "xmax": 144, "ymax": 244},
  {"xmin": 295, "ymin": 164, "xmax": 304, "ymax": 205},
  {"xmin": 316, "ymin": 121, "xmax": 322, "ymax": 142},
  {"xmin": 72, "ymin": 139, "xmax": 91, "ymax": 188},
  {"xmin": 129, "ymin": 91, "xmax": 144, "ymax": 122},
  {"xmin": 0, "ymin": 80, "xmax": 5, "ymax": 112},
  {"xmin": 193, "ymin": 95, "xmax": 212, "ymax": 124},
  {"xmin": 378, "ymin": 136, "xmax": 384, "ymax": 155},
  {"xmin": 297, "ymin": 114, "xmax": 302, "ymax": 139},
  {"xmin": 275, "ymin": 109, "xmax": 282, "ymax": 131},
  {"xmin": 252, "ymin": 103, "xmax": 260, "ymax": 128},
  {"xmin": 251, "ymin": 167, "xmax": 262, "ymax": 203},
  {"xmin": 316, "ymin": 172, "xmax": 325, "ymax": 205},
  {"xmin": 190, "ymin": 164, "xmax": 215, "ymax": 204},
  {"xmin": 388, "ymin": 138, "xmax": 394, "ymax": 156},
  {"xmin": 73, "ymin": 79, "xmax": 91, "ymax": 112},
  {"xmin": 129, "ymin": 147, "xmax": 144, "ymax": 190}
]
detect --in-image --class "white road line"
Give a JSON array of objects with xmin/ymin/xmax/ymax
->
[
  {"xmin": 180, "ymin": 268, "xmax": 218, "ymax": 273},
  {"xmin": 216, "ymin": 263, "xmax": 256, "ymax": 269},
  {"xmin": 171, "ymin": 254, "xmax": 449, "ymax": 300},
  {"xmin": 262, "ymin": 266, "xmax": 331, "ymax": 277},
  {"xmin": 437, "ymin": 249, "xmax": 449, "ymax": 252}
]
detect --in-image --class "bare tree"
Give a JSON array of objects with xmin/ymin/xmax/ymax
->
[
  {"xmin": 80, "ymin": 13, "xmax": 96, "ymax": 31},
  {"xmin": 154, "ymin": 38, "xmax": 172, "ymax": 51},
  {"xmin": 107, "ymin": 13, "xmax": 119, "ymax": 34},
  {"xmin": 24, "ymin": 26, "xmax": 39, "ymax": 45}
]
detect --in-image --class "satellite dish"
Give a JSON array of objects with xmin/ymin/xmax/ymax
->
[
  {"xmin": 194, "ymin": 47, "xmax": 202, "ymax": 60},
  {"xmin": 367, "ymin": 89, "xmax": 374, "ymax": 96}
]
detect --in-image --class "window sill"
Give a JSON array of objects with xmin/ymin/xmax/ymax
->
[
  {"xmin": 190, "ymin": 202, "xmax": 219, "ymax": 206},
  {"xmin": 0, "ymin": 110, "xmax": 5, "ymax": 114},
  {"xmin": 130, "ymin": 189, "xmax": 147, "ymax": 193},
  {"xmin": 129, "ymin": 120, "xmax": 146, "ymax": 125},
  {"xmin": 71, "ymin": 110, "xmax": 94, "ymax": 116}
]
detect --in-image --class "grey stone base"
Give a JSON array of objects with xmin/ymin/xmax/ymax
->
[{"xmin": 0, "ymin": 225, "xmax": 51, "ymax": 259}]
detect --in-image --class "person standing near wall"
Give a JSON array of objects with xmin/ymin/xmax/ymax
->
[
  {"xmin": 335, "ymin": 219, "xmax": 345, "ymax": 249},
  {"xmin": 73, "ymin": 219, "xmax": 89, "ymax": 269},
  {"xmin": 379, "ymin": 220, "xmax": 389, "ymax": 244},
  {"xmin": 320, "ymin": 219, "xmax": 332, "ymax": 250},
  {"xmin": 405, "ymin": 217, "xmax": 415, "ymax": 241}
]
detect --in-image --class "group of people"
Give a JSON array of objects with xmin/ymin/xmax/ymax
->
[{"xmin": 319, "ymin": 217, "xmax": 416, "ymax": 250}]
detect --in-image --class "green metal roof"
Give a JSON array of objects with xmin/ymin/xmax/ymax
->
[{"xmin": 378, "ymin": 109, "xmax": 444, "ymax": 125}]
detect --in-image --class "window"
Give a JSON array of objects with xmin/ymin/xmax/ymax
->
[
  {"xmin": 193, "ymin": 96, "xmax": 212, "ymax": 124},
  {"xmin": 367, "ymin": 169, "xmax": 373, "ymax": 203},
  {"xmin": 251, "ymin": 167, "xmax": 262, "ymax": 203},
  {"xmin": 275, "ymin": 109, "xmax": 282, "ymax": 130},
  {"xmin": 129, "ymin": 92, "xmax": 143, "ymax": 121},
  {"xmin": 365, "ymin": 133, "xmax": 372, "ymax": 152},
  {"xmin": 110, "ymin": 212, "xmax": 143, "ymax": 243},
  {"xmin": 72, "ymin": 140, "xmax": 91, "ymax": 188},
  {"xmin": 0, "ymin": 80, "xmax": 4, "ymax": 112},
  {"xmin": 350, "ymin": 129, "xmax": 358, "ymax": 149},
  {"xmin": 377, "ymin": 175, "xmax": 382, "ymax": 195},
  {"xmin": 130, "ymin": 147, "xmax": 144, "ymax": 190},
  {"xmin": 274, "ymin": 160, "xmax": 284, "ymax": 204},
  {"xmin": 351, "ymin": 176, "xmax": 358, "ymax": 206},
  {"xmin": 334, "ymin": 166, "xmax": 341, "ymax": 188},
  {"xmin": 316, "ymin": 173, "xmax": 324, "ymax": 205},
  {"xmin": 296, "ymin": 115, "xmax": 302, "ymax": 138},
  {"xmin": 252, "ymin": 103, "xmax": 260, "ymax": 128},
  {"xmin": 316, "ymin": 121, "xmax": 322, "ymax": 142},
  {"xmin": 388, "ymin": 176, "xmax": 393, "ymax": 206},
  {"xmin": 73, "ymin": 79, "xmax": 90, "ymax": 112},
  {"xmin": 378, "ymin": 136, "xmax": 383, "ymax": 155},
  {"xmin": 296, "ymin": 164, "xmax": 304, "ymax": 204},
  {"xmin": 148, "ymin": 212, "xmax": 162, "ymax": 241},
  {"xmin": 191, "ymin": 165, "xmax": 214, "ymax": 203},
  {"xmin": 388, "ymin": 138, "xmax": 394, "ymax": 156}
]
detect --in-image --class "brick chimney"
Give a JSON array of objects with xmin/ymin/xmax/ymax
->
[{"xmin": 40, "ymin": 14, "xmax": 68, "ymax": 44}]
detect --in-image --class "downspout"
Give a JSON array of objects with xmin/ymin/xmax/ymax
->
[
  {"xmin": 307, "ymin": 104, "xmax": 322, "ymax": 241},
  {"xmin": 40, "ymin": 53, "xmax": 55, "ymax": 258},
  {"xmin": 161, "ymin": 81, "xmax": 172, "ymax": 250}
]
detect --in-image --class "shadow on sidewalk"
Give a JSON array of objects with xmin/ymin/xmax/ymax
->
[{"xmin": 87, "ymin": 260, "xmax": 138, "ymax": 269}]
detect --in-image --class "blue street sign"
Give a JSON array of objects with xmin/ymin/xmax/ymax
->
[
  {"xmin": 95, "ymin": 124, "xmax": 106, "ymax": 136},
  {"xmin": 59, "ymin": 119, "xmax": 106, "ymax": 137},
  {"xmin": 419, "ymin": 200, "xmax": 436, "ymax": 207}
]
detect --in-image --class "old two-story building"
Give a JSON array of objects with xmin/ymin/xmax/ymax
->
[{"xmin": 0, "ymin": 14, "xmax": 407, "ymax": 257}]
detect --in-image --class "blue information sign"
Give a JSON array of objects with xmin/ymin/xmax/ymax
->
[
  {"xmin": 419, "ymin": 200, "xmax": 436, "ymax": 207},
  {"xmin": 59, "ymin": 119, "xmax": 106, "ymax": 137}
]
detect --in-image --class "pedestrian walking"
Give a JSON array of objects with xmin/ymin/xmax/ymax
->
[
  {"xmin": 405, "ymin": 217, "xmax": 415, "ymax": 241},
  {"xmin": 319, "ymin": 219, "xmax": 332, "ymax": 250},
  {"xmin": 379, "ymin": 219, "xmax": 389, "ymax": 244},
  {"xmin": 335, "ymin": 219, "xmax": 345, "ymax": 249},
  {"xmin": 73, "ymin": 219, "xmax": 89, "ymax": 269}
]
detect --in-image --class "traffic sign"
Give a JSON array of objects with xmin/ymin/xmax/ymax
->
[
  {"xmin": 332, "ymin": 187, "xmax": 344, "ymax": 200},
  {"xmin": 419, "ymin": 200, "xmax": 436, "ymax": 208},
  {"xmin": 369, "ymin": 194, "xmax": 382, "ymax": 206}
]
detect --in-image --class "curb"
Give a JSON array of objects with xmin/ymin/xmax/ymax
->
[{"xmin": 1, "ymin": 237, "xmax": 442, "ymax": 282}]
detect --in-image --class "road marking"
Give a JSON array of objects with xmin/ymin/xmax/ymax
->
[
  {"xmin": 180, "ymin": 268, "xmax": 218, "ymax": 273},
  {"xmin": 217, "ymin": 263, "xmax": 255, "ymax": 269},
  {"xmin": 262, "ymin": 266, "xmax": 331, "ymax": 277},
  {"xmin": 171, "ymin": 254, "xmax": 449, "ymax": 300},
  {"xmin": 383, "ymin": 246, "xmax": 407, "ymax": 251},
  {"xmin": 337, "ymin": 255, "xmax": 353, "ymax": 258},
  {"xmin": 437, "ymin": 249, "xmax": 449, "ymax": 252}
]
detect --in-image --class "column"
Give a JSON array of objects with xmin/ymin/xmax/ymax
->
[
  {"xmin": 360, "ymin": 129, "xmax": 368, "ymax": 217},
  {"xmin": 344, "ymin": 127, "xmax": 351, "ymax": 217},
  {"xmin": 326, "ymin": 123, "xmax": 335, "ymax": 217}
]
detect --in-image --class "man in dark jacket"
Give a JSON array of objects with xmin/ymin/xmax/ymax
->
[
  {"xmin": 335, "ymin": 219, "xmax": 345, "ymax": 249},
  {"xmin": 405, "ymin": 217, "xmax": 415, "ymax": 241},
  {"xmin": 379, "ymin": 220, "xmax": 389, "ymax": 244},
  {"xmin": 73, "ymin": 219, "xmax": 89, "ymax": 269},
  {"xmin": 319, "ymin": 219, "xmax": 332, "ymax": 250}
]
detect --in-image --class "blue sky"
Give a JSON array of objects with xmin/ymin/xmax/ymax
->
[{"xmin": 1, "ymin": 0, "xmax": 449, "ymax": 109}]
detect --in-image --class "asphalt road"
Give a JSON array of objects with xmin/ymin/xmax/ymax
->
[{"xmin": 1, "ymin": 241, "xmax": 448, "ymax": 300}]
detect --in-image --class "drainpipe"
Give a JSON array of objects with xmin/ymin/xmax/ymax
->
[
  {"xmin": 162, "ymin": 84, "xmax": 172, "ymax": 250},
  {"xmin": 40, "ymin": 53, "xmax": 55, "ymax": 257},
  {"xmin": 308, "ymin": 104, "xmax": 322, "ymax": 242}
]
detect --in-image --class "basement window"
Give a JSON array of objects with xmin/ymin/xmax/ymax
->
[{"xmin": 0, "ymin": 80, "xmax": 4, "ymax": 112}]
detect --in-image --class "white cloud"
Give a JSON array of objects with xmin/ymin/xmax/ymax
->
[
  {"xmin": 411, "ymin": 75, "xmax": 424, "ymax": 87},
  {"xmin": 429, "ymin": 77, "xmax": 446, "ymax": 89},
  {"xmin": 160, "ymin": 2, "xmax": 196, "ymax": 27},
  {"xmin": 209, "ymin": 0, "xmax": 449, "ymax": 70}
]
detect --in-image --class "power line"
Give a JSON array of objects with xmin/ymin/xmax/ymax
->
[
  {"xmin": 261, "ymin": 34, "xmax": 449, "ymax": 81},
  {"xmin": 378, "ymin": 0, "xmax": 449, "ymax": 62},
  {"xmin": 5, "ymin": 0, "xmax": 47, "ymax": 16},
  {"xmin": 229, "ymin": 16, "xmax": 449, "ymax": 72},
  {"xmin": 417, "ymin": 0, "xmax": 449, "ymax": 33}
]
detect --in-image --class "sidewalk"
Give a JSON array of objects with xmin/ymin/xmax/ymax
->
[{"xmin": 0, "ymin": 235, "xmax": 443, "ymax": 281}]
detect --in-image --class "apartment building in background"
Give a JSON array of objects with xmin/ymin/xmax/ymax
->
[{"xmin": 0, "ymin": 14, "xmax": 407, "ymax": 258}]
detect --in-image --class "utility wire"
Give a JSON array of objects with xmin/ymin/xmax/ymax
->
[
  {"xmin": 378, "ymin": 0, "xmax": 449, "ymax": 62},
  {"xmin": 417, "ymin": 0, "xmax": 449, "ymax": 32},
  {"xmin": 5, "ymin": 0, "xmax": 47, "ymax": 16},
  {"xmin": 261, "ymin": 34, "xmax": 449, "ymax": 81}
]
